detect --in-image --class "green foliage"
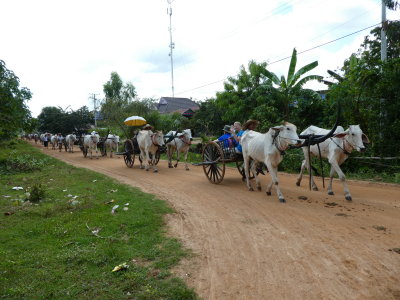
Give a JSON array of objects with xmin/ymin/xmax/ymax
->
[
  {"xmin": 264, "ymin": 48, "xmax": 323, "ymax": 120},
  {"xmin": 209, "ymin": 55, "xmax": 323, "ymax": 136},
  {"xmin": 0, "ymin": 60, "xmax": 32, "ymax": 140},
  {"xmin": 103, "ymin": 72, "xmax": 136, "ymax": 104},
  {"xmin": 37, "ymin": 105, "xmax": 94, "ymax": 134},
  {"xmin": 191, "ymin": 98, "xmax": 225, "ymax": 136},
  {"xmin": 2, "ymin": 151, "xmax": 48, "ymax": 173},
  {"xmin": 327, "ymin": 21, "xmax": 400, "ymax": 158},
  {"xmin": 215, "ymin": 60, "xmax": 273, "ymax": 124},
  {"xmin": 26, "ymin": 184, "xmax": 46, "ymax": 203},
  {"xmin": 383, "ymin": 0, "xmax": 400, "ymax": 10}
]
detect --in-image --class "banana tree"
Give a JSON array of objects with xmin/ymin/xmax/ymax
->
[{"xmin": 264, "ymin": 48, "xmax": 323, "ymax": 120}]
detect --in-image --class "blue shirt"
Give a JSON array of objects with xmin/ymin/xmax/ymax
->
[
  {"xmin": 218, "ymin": 133, "xmax": 237, "ymax": 148},
  {"xmin": 235, "ymin": 130, "xmax": 244, "ymax": 152}
]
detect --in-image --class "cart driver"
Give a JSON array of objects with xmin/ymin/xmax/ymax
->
[
  {"xmin": 142, "ymin": 124, "xmax": 154, "ymax": 131},
  {"xmin": 216, "ymin": 125, "xmax": 238, "ymax": 149}
]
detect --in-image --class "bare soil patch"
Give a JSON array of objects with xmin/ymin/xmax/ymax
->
[{"xmin": 35, "ymin": 143, "xmax": 400, "ymax": 300}]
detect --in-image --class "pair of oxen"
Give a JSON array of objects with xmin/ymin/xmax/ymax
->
[
  {"xmin": 135, "ymin": 129, "xmax": 193, "ymax": 173},
  {"xmin": 81, "ymin": 132, "xmax": 120, "ymax": 159},
  {"xmin": 241, "ymin": 122, "xmax": 369, "ymax": 203}
]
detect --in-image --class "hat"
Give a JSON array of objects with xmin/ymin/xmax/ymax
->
[
  {"xmin": 222, "ymin": 125, "xmax": 231, "ymax": 132},
  {"xmin": 243, "ymin": 119, "xmax": 260, "ymax": 131},
  {"xmin": 142, "ymin": 124, "xmax": 153, "ymax": 130}
]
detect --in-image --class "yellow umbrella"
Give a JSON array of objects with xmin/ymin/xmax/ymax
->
[{"xmin": 123, "ymin": 116, "xmax": 147, "ymax": 126}]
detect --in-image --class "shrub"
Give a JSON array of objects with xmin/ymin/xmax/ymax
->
[
  {"xmin": 5, "ymin": 151, "xmax": 48, "ymax": 172},
  {"xmin": 26, "ymin": 184, "xmax": 46, "ymax": 203}
]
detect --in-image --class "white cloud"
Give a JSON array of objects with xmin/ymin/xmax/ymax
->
[{"xmin": 1, "ymin": 0, "xmax": 397, "ymax": 117}]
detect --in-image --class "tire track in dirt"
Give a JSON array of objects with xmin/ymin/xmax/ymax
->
[{"xmin": 35, "ymin": 144, "xmax": 400, "ymax": 299}]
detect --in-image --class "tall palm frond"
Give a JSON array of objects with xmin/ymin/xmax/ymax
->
[
  {"xmin": 288, "ymin": 61, "xmax": 319, "ymax": 88},
  {"xmin": 294, "ymin": 75, "xmax": 324, "ymax": 89},
  {"xmin": 264, "ymin": 69, "xmax": 280, "ymax": 85},
  {"xmin": 287, "ymin": 48, "xmax": 297, "ymax": 83},
  {"xmin": 327, "ymin": 70, "xmax": 344, "ymax": 82}
]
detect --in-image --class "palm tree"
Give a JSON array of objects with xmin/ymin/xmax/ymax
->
[{"xmin": 264, "ymin": 48, "xmax": 323, "ymax": 120}]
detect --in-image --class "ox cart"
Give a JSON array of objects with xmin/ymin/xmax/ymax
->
[
  {"xmin": 194, "ymin": 140, "xmax": 258, "ymax": 184},
  {"xmin": 76, "ymin": 130, "xmax": 110, "ymax": 158},
  {"xmin": 196, "ymin": 112, "xmax": 340, "ymax": 186},
  {"xmin": 119, "ymin": 132, "xmax": 181, "ymax": 168},
  {"xmin": 119, "ymin": 135, "xmax": 168, "ymax": 168}
]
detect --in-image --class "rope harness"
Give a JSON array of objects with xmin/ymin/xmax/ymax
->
[
  {"xmin": 329, "ymin": 137, "xmax": 352, "ymax": 155},
  {"xmin": 151, "ymin": 133, "xmax": 161, "ymax": 147}
]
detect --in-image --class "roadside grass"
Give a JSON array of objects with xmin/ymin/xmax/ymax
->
[{"xmin": 0, "ymin": 140, "xmax": 197, "ymax": 299}]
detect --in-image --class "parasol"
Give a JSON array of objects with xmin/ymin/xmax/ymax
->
[{"xmin": 123, "ymin": 116, "xmax": 147, "ymax": 126}]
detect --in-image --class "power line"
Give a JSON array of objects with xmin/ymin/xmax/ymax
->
[
  {"xmin": 269, "ymin": 22, "xmax": 382, "ymax": 65},
  {"xmin": 175, "ymin": 21, "xmax": 386, "ymax": 96},
  {"xmin": 172, "ymin": 0, "xmax": 307, "ymax": 68},
  {"xmin": 173, "ymin": 0, "xmax": 371, "ymax": 71}
]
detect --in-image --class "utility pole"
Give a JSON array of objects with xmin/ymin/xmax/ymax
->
[
  {"xmin": 381, "ymin": 0, "xmax": 387, "ymax": 62},
  {"xmin": 167, "ymin": 0, "xmax": 175, "ymax": 99},
  {"xmin": 379, "ymin": 1, "xmax": 387, "ymax": 156},
  {"xmin": 89, "ymin": 93, "xmax": 100, "ymax": 127}
]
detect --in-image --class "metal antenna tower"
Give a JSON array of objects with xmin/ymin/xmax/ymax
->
[
  {"xmin": 167, "ymin": 0, "xmax": 175, "ymax": 99},
  {"xmin": 89, "ymin": 93, "xmax": 100, "ymax": 127}
]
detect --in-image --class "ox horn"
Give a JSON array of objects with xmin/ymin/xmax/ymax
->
[{"xmin": 297, "ymin": 105, "xmax": 341, "ymax": 148}]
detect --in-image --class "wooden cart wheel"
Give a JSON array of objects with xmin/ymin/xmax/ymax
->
[
  {"xmin": 202, "ymin": 141, "xmax": 225, "ymax": 184},
  {"xmin": 236, "ymin": 159, "xmax": 256, "ymax": 181},
  {"xmin": 123, "ymin": 140, "xmax": 135, "ymax": 168}
]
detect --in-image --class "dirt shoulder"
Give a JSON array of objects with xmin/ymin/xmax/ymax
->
[{"xmin": 35, "ymin": 144, "xmax": 400, "ymax": 300}]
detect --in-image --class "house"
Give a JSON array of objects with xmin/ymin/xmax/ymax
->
[{"xmin": 157, "ymin": 97, "xmax": 200, "ymax": 118}]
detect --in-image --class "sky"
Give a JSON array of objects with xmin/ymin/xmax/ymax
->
[{"xmin": 1, "ymin": 0, "xmax": 398, "ymax": 117}]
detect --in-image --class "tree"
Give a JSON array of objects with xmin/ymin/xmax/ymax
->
[
  {"xmin": 192, "ymin": 98, "xmax": 226, "ymax": 136},
  {"xmin": 103, "ymin": 72, "xmax": 137, "ymax": 106},
  {"xmin": 101, "ymin": 72, "xmax": 139, "ymax": 130},
  {"xmin": 327, "ymin": 23, "xmax": 400, "ymax": 157},
  {"xmin": 215, "ymin": 60, "xmax": 274, "ymax": 123},
  {"xmin": 0, "ymin": 60, "xmax": 32, "ymax": 139},
  {"xmin": 383, "ymin": 0, "xmax": 400, "ymax": 10},
  {"xmin": 264, "ymin": 48, "xmax": 323, "ymax": 120},
  {"xmin": 37, "ymin": 106, "xmax": 93, "ymax": 134},
  {"xmin": 361, "ymin": 21, "xmax": 400, "ymax": 65}
]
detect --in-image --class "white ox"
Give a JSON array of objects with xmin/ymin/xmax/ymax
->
[
  {"xmin": 83, "ymin": 131, "xmax": 100, "ymax": 159},
  {"xmin": 165, "ymin": 129, "xmax": 193, "ymax": 170},
  {"xmin": 50, "ymin": 135, "xmax": 57, "ymax": 150},
  {"xmin": 105, "ymin": 134, "xmax": 120, "ymax": 158},
  {"xmin": 296, "ymin": 125, "xmax": 369, "ymax": 201},
  {"xmin": 241, "ymin": 122, "xmax": 301, "ymax": 203},
  {"xmin": 137, "ymin": 130, "xmax": 165, "ymax": 172},
  {"xmin": 65, "ymin": 134, "xmax": 77, "ymax": 153}
]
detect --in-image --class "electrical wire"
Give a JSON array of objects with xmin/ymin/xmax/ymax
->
[{"xmin": 175, "ymin": 21, "xmax": 388, "ymax": 96}]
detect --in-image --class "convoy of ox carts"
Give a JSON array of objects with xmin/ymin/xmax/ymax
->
[{"xmin": 26, "ymin": 110, "xmax": 370, "ymax": 203}]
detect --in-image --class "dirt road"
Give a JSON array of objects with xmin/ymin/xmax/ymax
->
[{"xmin": 36, "ymin": 145, "xmax": 400, "ymax": 299}]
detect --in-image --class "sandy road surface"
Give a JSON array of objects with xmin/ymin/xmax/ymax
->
[{"xmin": 35, "ymin": 144, "xmax": 400, "ymax": 299}]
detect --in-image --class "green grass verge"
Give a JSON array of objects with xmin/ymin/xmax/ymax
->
[{"xmin": 0, "ymin": 140, "xmax": 197, "ymax": 300}]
